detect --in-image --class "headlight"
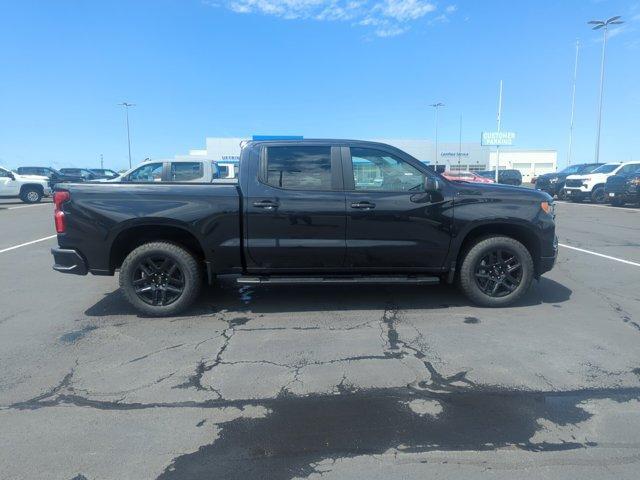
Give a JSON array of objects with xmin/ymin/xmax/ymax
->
[
  {"xmin": 631, "ymin": 178, "xmax": 640, "ymax": 186},
  {"xmin": 550, "ymin": 178, "xmax": 558, "ymax": 183}
]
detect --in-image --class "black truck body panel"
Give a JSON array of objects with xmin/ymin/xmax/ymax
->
[{"xmin": 53, "ymin": 139, "xmax": 557, "ymax": 280}]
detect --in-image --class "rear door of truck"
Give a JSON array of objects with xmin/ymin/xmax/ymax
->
[{"xmin": 245, "ymin": 143, "xmax": 346, "ymax": 270}]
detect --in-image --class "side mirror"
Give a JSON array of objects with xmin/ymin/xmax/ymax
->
[
  {"xmin": 8, "ymin": 172, "xmax": 15, "ymax": 180},
  {"xmin": 425, "ymin": 177, "xmax": 440, "ymax": 192}
]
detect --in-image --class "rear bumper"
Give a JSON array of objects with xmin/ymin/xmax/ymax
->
[{"xmin": 51, "ymin": 248, "xmax": 87, "ymax": 275}]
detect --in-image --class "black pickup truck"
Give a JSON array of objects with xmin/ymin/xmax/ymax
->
[{"xmin": 51, "ymin": 139, "xmax": 557, "ymax": 316}]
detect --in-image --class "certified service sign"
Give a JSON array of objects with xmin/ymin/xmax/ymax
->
[{"xmin": 481, "ymin": 131, "xmax": 516, "ymax": 146}]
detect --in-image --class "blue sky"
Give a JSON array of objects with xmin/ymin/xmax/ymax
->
[{"xmin": 0, "ymin": 0, "xmax": 639, "ymax": 170}]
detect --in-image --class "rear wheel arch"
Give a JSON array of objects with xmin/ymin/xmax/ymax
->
[
  {"xmin": 109, "ymin": 224, "xmax": 206, "ymax": 272},
  {"xmin": 19, "ymin": 183, "xmax": 44, "ymax": 195},
  {"xmin": 19, "ymin": 184, "xmax": 44, "ymax": 203}
]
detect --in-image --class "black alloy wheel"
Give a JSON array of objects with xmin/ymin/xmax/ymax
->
[
  {"xmin": 132, "ymin": 255, "xmax": 185, "ymax": 306},
  {"xmin": 473, "ymin": 248, "xmax": 523, "ymax": 298}
]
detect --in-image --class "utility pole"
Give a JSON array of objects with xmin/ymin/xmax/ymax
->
[
  {"xmin": 567, "ymin": 40, "xmax": 580, "ymax": 166},
  {"xmin": 100, "ymin": 153, "xmax": 104, "ymax": 169},
  {"xmin": 429, "ymin": 102, "xmax": 445, "ymax": 169},
  {"xmin": 118, "ymin": 102, "xmax": 136, "ymax": 169},
  {"xmin": 458, "ymin": 114, "xmax": 463, "ymax": 170},
  {"xmin": 495, "ymin": 80, "xmax": 503, "ymax": 183},
  {"xmin": 588, "ymin": 16, "xmax": 623, "ymax": 163}
]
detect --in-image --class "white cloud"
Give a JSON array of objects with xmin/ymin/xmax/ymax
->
[
  {"xmin": 207, "ymin": 0, "xmax": 457, "ymax": 37},
  {"xmin": 375, "ymin": 0, "xmax": 436, "ymax": 22}
]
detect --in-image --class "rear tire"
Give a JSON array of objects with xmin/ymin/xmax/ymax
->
[
  {"xmin": 20, "ymin": 186, "xmax": 42, "ymax": 203},
  {"xmin": 458, "ymin": 236, "xmax": 534, "ymax": 307},
  {"xmin": 119, "ymin": 241, "xmax": 202, "ymax": 316}
]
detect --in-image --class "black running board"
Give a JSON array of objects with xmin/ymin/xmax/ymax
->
[{"xmin": 236, "ymin": 275, "xmax": 441, "ymax": 285}]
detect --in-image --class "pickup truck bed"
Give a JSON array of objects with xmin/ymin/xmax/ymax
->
[{"xmin": 52, "ymin": 139, "xmax": 557, "ymax": 316}]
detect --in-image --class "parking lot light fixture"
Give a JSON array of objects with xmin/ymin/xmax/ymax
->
[
  {"xmin": 588, "ymin": 16, "xmax": 623, "ymax": 164},
  {"xmin": 429, "ymin": 102, "xmax": 445, "ymax": 168},
  {"xmin": 118, "ymin": 102, "xmax": 136, "ymax": 169}
]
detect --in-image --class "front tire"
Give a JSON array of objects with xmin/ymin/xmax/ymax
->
[
  {"xmin": 458, "ymin": 236, "xmax": 534, "ymax": 307},
  {"xmin": 591, "ymin": 186, "xmax": 606, "ymax": 204},
  {"xmin": 119, "ymin": 241, "xmax": 202, "ymax": 316},
  {"xmin": 20, "ymin": 186, "xmax": 43, "ymax": 203},
  {"xmin": 611, "ymin": 197, "xmax": 625, "ymax": 207}
]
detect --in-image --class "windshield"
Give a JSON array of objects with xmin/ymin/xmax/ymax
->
[
  {"xmin": 592, "ymin": 164, "xmax": 619, "ymax": 174},
  {"xmin": 559, "ymin": 165, "xmax": 582, "ymax": 174}
]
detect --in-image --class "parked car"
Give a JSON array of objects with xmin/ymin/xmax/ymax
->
[
  {"xmin": 58, "ymin": 168, "xmax": 100, "ymax": 181},
  {"xmin": 477, "ymin": 170, "xmax": 522, "ymax": 186},
  {"xmin": 51, "ymin": 139, "xmax": 557, "ymax": 316},
  {"xmin": 110, "ymin": 159, "xmax": 223, "ymax": 183},
  {"xmin": 535, "ymin": 163, "xmax": 603, "ymax": 199},
  {"xmin": 89, "ymin": 168, "xmax": 120, "ymax": 180},
  {"xmin": 442, "ymin": 171, "xmax": 494, "ymax": 184},
  {"xmin": 0, "ymin": 166, "xmax": 51, "ymax": 203},
  {"xmin": 604, "ymin": 163, "xmax": 640, "ymax": 206},
  {"xmin": 563, "ymin": 163, "xmax": 624, "ymax": 203},
  {"xmin": 16, "ymin": 166, "xmax": 86, "ymax": 187}
]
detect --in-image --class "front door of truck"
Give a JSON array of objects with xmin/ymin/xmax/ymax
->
[
  {"xmin": 343, "ymin": 146, "xmax": 452, "ymax": 270},
  {"xmin": 246, "ymin": 144, "xmax": 346, "ymax": 270}
]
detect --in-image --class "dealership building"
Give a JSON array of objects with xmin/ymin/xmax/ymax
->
[{"xmin": 177, "ymin": 137, "xmax": 557, "ymax": 183}]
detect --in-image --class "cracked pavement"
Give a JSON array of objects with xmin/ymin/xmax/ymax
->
[{"xmin": 1, "ymin": 200, "xmax": 640, "ymax": 479}]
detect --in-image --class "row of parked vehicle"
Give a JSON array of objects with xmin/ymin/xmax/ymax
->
[
  {"xmin": 0, "ymin": 166, "xmax": 120, "ymax": 203},
  {"xmin": 1, "ymin": 159, "xmax": 241, "ymax": 203},
  {"xmin": 534, "ymin": 161, "xmax": 640, "ymax": 206}
]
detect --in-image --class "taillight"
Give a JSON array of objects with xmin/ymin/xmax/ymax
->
[{"xmin": 53, "ymin": 190, "xmax": 70, "ymax": 233}]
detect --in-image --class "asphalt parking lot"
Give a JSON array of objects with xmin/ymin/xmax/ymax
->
[{"xmin": 1, "ymin": 197, "xmax": 639, "ymax": 480}]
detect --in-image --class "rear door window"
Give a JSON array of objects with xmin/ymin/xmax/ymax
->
[
  {"xmin": 264, "ymin": 146, "xmax": 332, "ymax": 190},
  {"xmin": 170, "ymin": 162, "xmax": 203, "ymax": 181}
]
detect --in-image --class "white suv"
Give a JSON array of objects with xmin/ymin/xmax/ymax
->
[
  {"xmin": 0, "ymin": 166, "xmax": 52, "ymax": 203},
  {"xmin": 563, "ymin": 163, "xmax": 632, "ymax": 203}
]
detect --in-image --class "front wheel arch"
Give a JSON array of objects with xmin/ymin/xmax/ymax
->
[{"xmin": 454, "ymin": 223, "xmax": 541, "ymax": 278}]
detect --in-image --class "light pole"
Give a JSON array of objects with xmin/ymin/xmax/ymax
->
[
  {"xmin": 430, "ymin": 102, "xmax": 445, "ymax": 169},
  {"xmin": 118, "ymin": 102, "xmax": 136, "ymax": 169},
  {"xmin": 588, "ymin": 16, "xmax": 623, "ymax": 164},
  {"xmin": 494, "ymin": 80, "xmax": 503, "ymax": 183},
  {"xmin": 567, "ymin": 40, "xmax": 580, "ymax": 166}
]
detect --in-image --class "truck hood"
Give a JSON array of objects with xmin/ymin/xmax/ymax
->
[
  {"xmin": 15, "ymin": 173, "xmax": 49, "ymax": 182},
  {"xmin": 566, "ymin": 173, "xmax": 611, "ymax": 181},
  {"xmin": 454, "ymin": 180, "xmax": 552, "ymax": 201}
]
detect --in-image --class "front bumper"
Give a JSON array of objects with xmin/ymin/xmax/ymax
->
[
  {"xmin": 539, "ymin": 236, "xmax": 558, "ymax": 275},
  {"xmin": 51, "ymin": 248, "xmax": 87, "ymax": 275},
  {"xmin": 563, "ymin": 187, "xmax": 589, "ymax": 198}
]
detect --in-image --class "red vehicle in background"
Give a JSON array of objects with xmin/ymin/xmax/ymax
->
[{"xmin": 442, "ymin": 171, "xmax": 495, "ymax": 184}]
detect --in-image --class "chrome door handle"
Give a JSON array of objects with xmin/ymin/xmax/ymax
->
[
  {"xmin": 252, "ymin": 200, "xmax": 280, "ymax": 210},
  {"xmin": 350, "ymin": 201, "xmax": 376, "ymax": 210}
]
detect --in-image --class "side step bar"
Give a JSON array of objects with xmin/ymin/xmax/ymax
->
[{"xmin": 236, "ymin": 275, "xmax": 441, "ymax": 285}]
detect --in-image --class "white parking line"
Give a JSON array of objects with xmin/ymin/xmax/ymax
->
[
  {"xmin": 556, "ymin": 201, "xmax": 639, "ymax": 212},
  {"xmin": 559, "ymin": 243, "xmax": 640, "ymax": 267},
  {"xmin": 0, "ymin": 235, "xmax": 57, "ymax": 254},
  {"xmin": 6, "ymin": 203, "xmax": 51, "ymax": 210}
]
